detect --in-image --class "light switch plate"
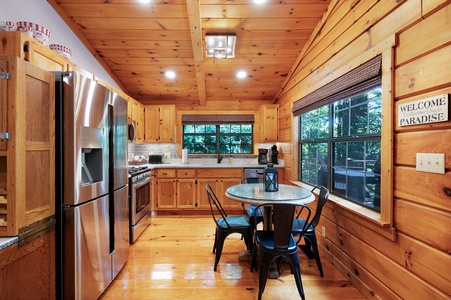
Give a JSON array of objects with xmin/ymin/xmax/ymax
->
[{"xmin": 416, "ymin": 153, "xmax": 445, "ymax": 174}]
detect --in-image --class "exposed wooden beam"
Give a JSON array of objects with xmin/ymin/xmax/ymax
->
[{"xmin": 186, "ymin": 0, "xmax": 207, "ymax": 106}]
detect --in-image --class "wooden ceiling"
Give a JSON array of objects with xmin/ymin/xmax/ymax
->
[{"xmin": 48, "ymin": 0, "xmax": 331, "ymax": 107}]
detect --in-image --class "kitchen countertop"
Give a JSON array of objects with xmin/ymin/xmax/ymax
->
[
  {"xmin": 0, "ymin": 236, "xmax": 19, "ymax": 250},
  {"xmin": 143, "ymin": 158, "xmax": 285, "ymax": 169}
]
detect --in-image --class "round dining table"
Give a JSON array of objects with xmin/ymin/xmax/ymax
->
[
  {"xmin": 225, "ymin": 183, "xmax": 315, "ymax": 277},
  {"xmin": 226, "ymin": 183, "xmax": 314, "ymax": 206}
]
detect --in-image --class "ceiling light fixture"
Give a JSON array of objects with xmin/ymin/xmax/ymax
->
[
  {"xmin": 253, "ymin": 0, "xmax": 266, "ymax": 4},
  {"xmin": 236, "ymin": 70, "xmax": 247, "ymax": 79},
  {"xmin": 165, "ymin": 71, "xmax": 176, "ymax": 79},
  {"xmin": 205, "ymin": 34, "xmax": 237, "ymax": 60}
]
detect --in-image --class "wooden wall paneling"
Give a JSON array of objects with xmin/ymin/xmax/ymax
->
[
  {"xmin": 331, "ymin": 223, "xmax": 448, "ymax": 299},
  {"xmin": 394, "ymin": 165, "xmax": 451, "ymax": 211},
  {"xmin": 395, "ymin": 45, "xmax": 451, "ymax": 98},
  {"xmin": 394, "ymin": 198, "xmax": 451, "ymax": 258},
  {"xmin": 394, "ymin": 130, "xmax": 451, "ymax": 167},
  {"xmin": 396, "ymin": 3, "xmax": 451, "ymax": 65},
  {"xmin": 396, "ymin": 232, "xmax": 451, "ymax": 296},
  {"xmin": 422, "ymin": 0, "xmax": 451, "ymax": 16},
  {"xmin": 319, "ymin": 230, "xmax": 402, "ymax": 300},
  {"xmin": 282, "ymin": 0, "xmax": 408, "ymax": 96},
  {"xmin": 280, "ymin": 0, "xmax": 419, "ymax": 102},
  {"xmin": 322, "ymin": 200, "xmax": 451, "ymax": 296}
]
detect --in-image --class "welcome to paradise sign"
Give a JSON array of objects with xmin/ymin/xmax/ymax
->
[{"xmin": 398, "ymin": 94, "xmax": 449, "ymax": 126}]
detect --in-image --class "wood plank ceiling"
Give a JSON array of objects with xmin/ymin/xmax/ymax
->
[{"xmin": 48, "ymin": 0, "xmax": 331, "ymax": 107}]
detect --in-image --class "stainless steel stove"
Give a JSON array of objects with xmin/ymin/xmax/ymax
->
[{"xmin": 128, "ymin": 165, "xmax": 152, "ymax": 243}]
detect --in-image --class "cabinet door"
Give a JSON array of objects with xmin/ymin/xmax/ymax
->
[
  {"xmin": 197, "ymin": 178, "xmax": 218, "ymax": 209},
  {"xmin": 136, "ymin": 105, "xmax": 145, "ymax": 142},
  {"xmin": 176, "ymin": 179, "xmax": 196, "ymax": 208},
  {"xmin": 158, "ymin": 105, "xmax": 175, "ymax": 142},
  {"xmin": 156, "ymin": 179, "xmax": 176, "ymax": 209},
  {"xmin": 144, "ymin": 106, "xmax": 158, "ymax": 142},
  {"xmin": 260, "ymin": 105, "xmax": 279, "ymax": 142},
  {"xmin": 220, "ymin": 178, "xmax": 243, "ymax": 209}
]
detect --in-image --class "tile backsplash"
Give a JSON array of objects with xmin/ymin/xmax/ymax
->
[{"xmin": 128, "ymin": 142, "xmax": 277, "ymax": 160}]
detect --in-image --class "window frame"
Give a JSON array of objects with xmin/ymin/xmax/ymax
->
[
  {"xmin": 299, "ymin": 85, "xmax": 382, "ymax": 212},
  {"xmin": 182, "ymin": 123, "xmax": 254, "ymax": 155},
  {"xmin": 291, "ymin": 48, "xmax": 395, "ymax": 240}
]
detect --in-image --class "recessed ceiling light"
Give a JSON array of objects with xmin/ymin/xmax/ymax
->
[
  {"xmin": 139, "ymin": 0, "xmax": 151, "ymax": 3},
  {"xmin": 253, "ymin": 0, "xmax": 266, "ymax": 4},
  {"xmin": 237, "ymin": 71, "xmax": 247, "ymax": 79},
  {"xmin": 165, "ymin": 71, "xmax": 176, "ymax": 79}
]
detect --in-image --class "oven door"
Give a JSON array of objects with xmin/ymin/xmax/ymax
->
[{"xmin": 130, "ymin": 176, "xmax": 151, "ymax": 225}]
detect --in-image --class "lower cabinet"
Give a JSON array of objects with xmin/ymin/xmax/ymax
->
[
  {"xmin": 156, "ymin": 169, "xmax": 196, "ymax": 209},
  {"xmin": 155, "ymin": 168, "xmax": 244, "ymax": 212}
]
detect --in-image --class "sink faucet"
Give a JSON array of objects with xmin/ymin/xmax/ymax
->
[{"xmin": 217, "ymin": 151, "xmax": 223, "ymax": 164}]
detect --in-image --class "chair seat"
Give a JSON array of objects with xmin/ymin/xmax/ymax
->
[
  {"xmin": 246, "ymin": 205, "xmax": 264, "ymax": 218},
  {"xmin": 292, "ymin": 219, "xmax": 314, "ymax": 234},
  {"xmin": 256, "ymin": 231, "xmax": 298, "ymax": 251},
  {"xmin": 217, "ymin": 215, "xmax": 250, "ymax": 229}
]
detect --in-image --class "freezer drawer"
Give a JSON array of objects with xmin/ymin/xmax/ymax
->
[{"xmin": 63, "ymin": 195, "xmax": 111, "ymax": 300}]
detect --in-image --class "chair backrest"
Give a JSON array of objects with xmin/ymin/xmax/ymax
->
[
  {"xmin": 239, "ymin": 177, "xmax": 260, "ymax": 184},
  {"xmin": 206, "ymin": 184, "xmax": 230, "ymax": 227},
  {"xmin": 254, "ymin": 203, "xmax": 312, "ymax": 250},
  {"xmin": 309, "ymin": 185, "xmax": 330, "ymax": 229}
]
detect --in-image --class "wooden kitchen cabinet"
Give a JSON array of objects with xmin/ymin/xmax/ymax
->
[
  {"xmin": 156, "ymin": 169, "xmax": 196, "ymax": 209},
  {"xmin": 259, "ymin": 104, "xmax": 279, "ymax": 142},
  {"xmin": 196, "ymin": 168, "xmax": 243, "ymax": 210},
  {"xmin": 0, "ymin": 31, "xmax": 73, "ymax": 73},
  {"xmin": 144, "ymin": 105, "xmax": 175, "ymax": 143},
  {"xmin": 131, "ymin": 101, "xmax": 145, "ymax": 142},
  {"xmin": 0, "ymin": 55, "xmax": 55, "ymax": 236}
]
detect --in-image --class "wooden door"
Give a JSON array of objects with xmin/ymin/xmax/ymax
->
[
  {"xmin": 158, "ymin": 105, "xmax": 175, "ymax": 142},
  {"xmin": 144, "ymin": 106, "xmax": 158, "ymax": 142},
  {"xmin": 157, "ymin": 179, "xmax": 176, "ymax": 209},
  {"xmin": 220, "ymin": 178, "xmax": 243, "ymax": 209},
  {"xmin": 176, "ymin": 179, "xmax": 196, "ymax": 208},
  {"xmin": 197, "ymin": 178, "xmax": 218, "ymax": 209}
]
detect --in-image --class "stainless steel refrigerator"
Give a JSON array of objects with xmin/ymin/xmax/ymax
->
[{"xmin": 54, "ymin": 71, "xmax": 129, "ymax": 300}]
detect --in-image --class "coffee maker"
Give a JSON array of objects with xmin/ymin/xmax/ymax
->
[
  {"xmin": 270, "ymin": 144, "xmax": 278, "ymax": 164},
  {"xmin": 258, "ymin": 148, "xmax": 269, "ymax": 164}
]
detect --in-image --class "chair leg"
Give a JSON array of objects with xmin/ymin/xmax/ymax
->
[
  {"xmin": 214, "ymin": 231, "xmax": 226, "ymax": 271},
  {"xmin": 306, "ymin": 234, "xmax": 324, "ymax": 277},
  {"xmin": 290, "ymin": 252, "xmax": 306, "ymax": 300},
  {"xmin": 258, "ymin": 250, "xmax": 272, "ymax": 299},
  {"xmin": 212, "ymin": 228, "xmax": 217, "ymax": 254}
]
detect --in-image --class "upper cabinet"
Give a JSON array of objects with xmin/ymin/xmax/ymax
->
[
  {"xmin": 0, "ymin": 31, "xmax": 73, "ymax": 72},
  {"xmin": 144, "ymin": 105, "xmax": 175, "ymax": 143},
  {"xmin": 259, "ymin": 104, "xmax": 279, "ymax": 142},
  {"xmin": 0, "ymin": 55, "xmax": 55, "ymax": 236}
]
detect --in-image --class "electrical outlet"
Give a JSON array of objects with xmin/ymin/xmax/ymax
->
[
  {"xmin": 321, "ymin": 226, "xmax": 326, "ymax": 238},
  {"xmin": 164, "ymin": 153, "xmax": 171, "ymax": 159},
  {"xmin": 416, "ymin": 153, "xmax": 445, "ymax": 174}
]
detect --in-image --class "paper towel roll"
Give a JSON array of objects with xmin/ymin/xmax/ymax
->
[{"xmin": 182, "ymin": 149, "xmax": 188, "ymax": 164}]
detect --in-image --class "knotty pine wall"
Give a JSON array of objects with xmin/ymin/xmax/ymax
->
[{"xmin": 276, "ymin": 0, "xmax": 451, "ymax": 299}]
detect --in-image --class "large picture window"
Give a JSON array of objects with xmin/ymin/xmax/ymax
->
[
  {"xmin": 182, "ymin": 115, "xmax": 254, "ymax": 154},
  {"xmin": 293, "ymin": 55, "xmax": 382, "ymax": 212}
]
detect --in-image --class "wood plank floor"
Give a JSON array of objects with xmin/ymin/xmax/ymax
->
[{"xmin": 100, "ymin": 216, "xmax": 366, "ymax": 300}]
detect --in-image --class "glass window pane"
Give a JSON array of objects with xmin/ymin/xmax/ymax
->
[
  {"xmin": 220, "ymin": 125, "xmax": 230, "ymax": 133},
  {"xmin": 205, "ymin": 125, "xmax": 216, "ymax": 134},
  {"xmin": 195, "ymin": 125, "xmax": 205, "ymax": 133},
  {"xmin": 242, "ymin": 125, "xmax": 252, "ymax": 133},
  {"xmin": 183, "ymin": 125, "xmax": 194, "ymax": 134},
  {"xmin": 350, "ymin": 104, "xmax": 368, "ymax": 135}
]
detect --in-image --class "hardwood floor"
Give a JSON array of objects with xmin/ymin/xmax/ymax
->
[{"xmin": 100, "ymin": 216, "xmax": 366, "ymax": 300}]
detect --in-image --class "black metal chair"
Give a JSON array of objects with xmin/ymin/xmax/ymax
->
[
  {"xmin": 206, "ymin": 184, "xmax": 253, "ymax": 271},
  {"xmin": 239, "ymin": 178, "xmax": 264, "ymax": 231},
  {"xmin": 251, "ymin": 203, "xmax": 312, "ymax": 300},
  {"xmin": 292, "ymin": 185, "xmax": 329, "ymax": 277}
]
